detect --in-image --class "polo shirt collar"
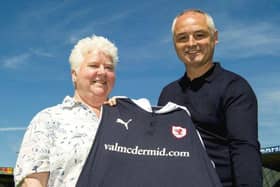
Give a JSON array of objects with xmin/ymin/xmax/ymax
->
[{"xmin": 181, "ymin": 62, "xmax": 221, "ymax": 84}]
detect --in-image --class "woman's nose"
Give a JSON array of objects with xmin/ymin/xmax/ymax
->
[{"xmin": 97, "ymin": 65, "xmax": 105, "ymax": 74}]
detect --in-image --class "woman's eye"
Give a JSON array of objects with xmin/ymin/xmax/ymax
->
[
  {"xmin": 89, "ymin": 65, "xmax": 98, "ymax": 68},
  {"xmin": 105, "ymin": 66, "xmax": 114, "ymax": 71}
]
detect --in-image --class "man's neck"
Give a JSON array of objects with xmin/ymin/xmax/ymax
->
[{"xmin": 186, "ymin": 62, "xmax": 214, "ymax": 81}]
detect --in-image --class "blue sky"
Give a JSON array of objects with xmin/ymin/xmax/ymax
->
[{"xmin": 1, "ymin": 0, "xmax": 279, "ymax": 167}]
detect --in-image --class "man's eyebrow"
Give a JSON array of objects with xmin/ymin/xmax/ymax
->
[{"xmin": 175, "ymin": 32, "xmax": 187, "ymax": 37}]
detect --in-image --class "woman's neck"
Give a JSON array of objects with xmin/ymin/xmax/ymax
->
[{"xmin": 73, "ymin": 92, "xmax": 105, "ymax": 117}]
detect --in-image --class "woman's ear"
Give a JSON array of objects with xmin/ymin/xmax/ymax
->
[
  {"xmin": 71, "ymin": 69, "xmax": 77, "ymax": 82},
  {"xmin": 71, "ymin": 69, "xmax": 77, "ymax": 88}
]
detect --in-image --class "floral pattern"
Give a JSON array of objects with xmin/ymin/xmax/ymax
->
[{"xmin": 14, "ymin": 96, "xmax": 101, "ymax": 187}]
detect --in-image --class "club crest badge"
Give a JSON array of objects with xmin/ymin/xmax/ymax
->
[{"xmin": 172, "ymin": 126, "xmax": 187, "ymax": 139}]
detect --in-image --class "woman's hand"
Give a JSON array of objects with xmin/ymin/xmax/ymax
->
[{"xmin": 20, "ymin": 172, "xmax": 49, "ymax": 187}]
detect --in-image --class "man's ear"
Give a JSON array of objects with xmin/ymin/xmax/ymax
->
[{"xmin": 214, "ymin": 30, "xmax": 219, "ymax": 45}]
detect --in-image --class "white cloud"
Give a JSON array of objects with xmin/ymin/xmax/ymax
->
[
  {"xmin": 259, "ymin": 89, "xmax": 280, "ymax": 111},
  {"xmin": 158, "ymin": 17, "xmax": 280, "ymax": 61},
  {"xmin": 68, "ymin": 35, "xmax": 79, "ymax": 44},
  {"xmin": 1, "ymin": 48, "xmax": 54, "ymax": 70},
  {"xmin": 0, "ymin": 127, "xmax": 26, "ymax": 132},
  {"xmin": 30, "ymin": 48, "xmax": 54, "ymax": 58},
  {"xmin": 17, "ymin": 1, "xmax": 71, "ymax": 24},
  {"xmin": 159, "ymin": 34, "xmax": 172, "ymax": 44},
  {"xmin": 258, "ymin": 89, "xmax": 280, "ymax": 141},
  {"xmin": 1, "ymin": 53, "xmax": 30, "ymax": 69},
  {"xmin": 66, "ymin": 10, "xmax": 133, "ymax": 45},
  {"xmin": 263, "ymin": 90, "xmax": 280, "ymax": 102},
  {"xmin": 217, "ymin": 22, "xmax": 280, "ymax": 59}
]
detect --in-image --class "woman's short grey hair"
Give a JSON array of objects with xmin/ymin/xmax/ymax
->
[
  {"xmin": 69, "ymin": 35, "xmax": 119, "ymax": 70},
  {"xmin": 171, "ymin": 9, "xmax": 217, "ymax": 35}
]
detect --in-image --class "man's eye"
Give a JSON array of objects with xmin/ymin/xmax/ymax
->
[
  {"xmin": 194, "ymin": 32, "xmax": 207, "ymax": 40},
  {"xmin": 176, "ymin": 35, "xmax": 188, "ymax": 42}
]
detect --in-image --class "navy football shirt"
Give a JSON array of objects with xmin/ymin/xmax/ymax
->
[{"xmin": 76, "ymin": 98, "xmax": 222, "ymax": 187}]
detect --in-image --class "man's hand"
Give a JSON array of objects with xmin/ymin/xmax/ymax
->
[{"xmin": 104, "ymin": 97, "xmax": 117, "ymax": 106}]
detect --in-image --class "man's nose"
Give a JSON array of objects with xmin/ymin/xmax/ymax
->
[{"xmin": 188, "ymin": 36, "xmax": 197, "ymax": 46}]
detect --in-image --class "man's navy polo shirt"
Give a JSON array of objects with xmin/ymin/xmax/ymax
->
[{"xmin": 158, "ymin": 63, "xmax": 262, "ymax": 187}]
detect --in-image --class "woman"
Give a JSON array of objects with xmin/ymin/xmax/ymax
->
[{"xmin": 14, "ymin": 35, "xmax": 118, "ymax": 187}]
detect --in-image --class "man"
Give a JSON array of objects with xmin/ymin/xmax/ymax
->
[{"xmin": 158, "ymin": 9, "xmax": 262, "ymax": 187}]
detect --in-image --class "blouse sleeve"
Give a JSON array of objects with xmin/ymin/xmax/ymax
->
[{"xmin": 14, "ymin": 110, "xmax": 53, "ymax": 186}]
